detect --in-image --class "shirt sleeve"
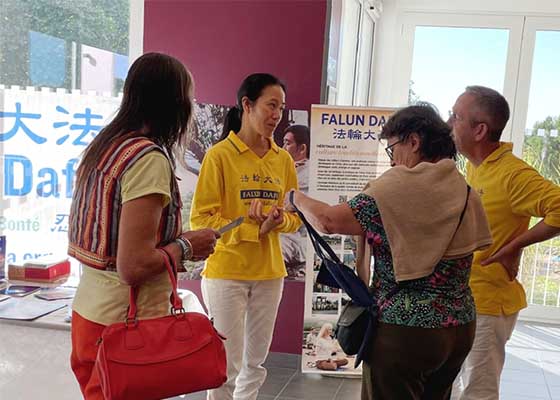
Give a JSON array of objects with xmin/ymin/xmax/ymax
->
[
  {"xmin": 190, "ymin": 151, "xmax": 261, "ymax": 244},
  {"xmin": 274, "ymin": 157, "xmax": 302, "ymax": 233},
  {"xmin": 120, "ymin": 151, "xmax": 172, "ymax": 207},
  {"xmin": 507, "ymin": 163, "xmax": 560, "ymax": 228},
  {"xmin": 347, "ymin": 193, "xmax": 383, "ymax": 236}
]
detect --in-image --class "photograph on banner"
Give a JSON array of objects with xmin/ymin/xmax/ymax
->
[
  {"xmin": 311, "ymin": 293, "xmax": 339, "ymax": 315},
  {"xmin": 301, "ymin": 104, "xmax": 397, "ymax": 376},
  {"xmin": 301, "ymin": 317, "xmax": 360, "ymax": 375},
  {"xmin": 176, "ymin": 107, "xmax": 309, "ymax": 281}
]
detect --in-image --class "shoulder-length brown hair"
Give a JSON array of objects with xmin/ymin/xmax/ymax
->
[{"xmin": 75, "ymin": 52, "xmax": 194, "ymax": 188}]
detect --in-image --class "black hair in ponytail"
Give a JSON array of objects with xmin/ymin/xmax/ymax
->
[{"xmin": 219, "ymin": 73, "xmax": 286, "ymax": 141}]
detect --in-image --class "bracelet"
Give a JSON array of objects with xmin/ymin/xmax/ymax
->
[{"xmin": 174, "ymin": 236, "xmax": 193, "ymax": 261}]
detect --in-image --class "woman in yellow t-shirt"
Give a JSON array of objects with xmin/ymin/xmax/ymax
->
[{"xmin": 190, "ymin": 73, "xmax": 301, "ymax": 400}]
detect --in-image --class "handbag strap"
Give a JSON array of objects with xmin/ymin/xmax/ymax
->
[
  {"xmin": 289, "ymin": 191, "xmax": 342, "ymax": 264},
  {"xmin": 126, "ymin": 248, "xmax": 184, "ymax": 323},
  {"xmin": 456, "ymin": 185, "xmax": 471, "ymax": 234},
  {"xmin": 380, "ymin": 185, "xmax": 471, "ymax": 307}
]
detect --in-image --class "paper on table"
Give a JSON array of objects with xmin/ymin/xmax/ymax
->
[{"xmin": 0, "ymin": 296, "xmax": 67, "ymax": 320}]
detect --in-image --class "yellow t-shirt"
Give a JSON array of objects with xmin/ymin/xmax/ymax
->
[
  {"xmin": 190, "ymin": 132, "xmax": 301, "ymax": 280},
  {"xmin": 72, "ymin": 151, "xmax": 174, "ymax": 325},
  {"xmin": 467, "ymin": 142, "xmax": 560, "ymax": 316}
]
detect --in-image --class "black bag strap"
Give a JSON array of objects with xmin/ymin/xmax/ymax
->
[
  {"xmin": 290, "ymin": 191, "xmax": 402, "ymax": 300},
  {"xmin": 384, "ymin": 185, "xmax": 470, "ymax": 301},
  {"xmin": 289, "ymin": 191, "xmax": 342, "ymax": 264},
  {"xmin": 290, "ymin": 186, "xmax": 469, "ymax": 302},
  {"xmin": 456, "ymin": 185, "xmax": 471, "ymax": 234}
]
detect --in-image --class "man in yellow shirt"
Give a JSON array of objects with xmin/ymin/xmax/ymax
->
[{"xmin": 449, "ymin": 86, "xmax": 560, "ymax": 400}]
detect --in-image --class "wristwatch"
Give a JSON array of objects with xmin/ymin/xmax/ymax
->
[{"xmin": 174, "ymin": 236, "xmax": 193, "ymax": 261}]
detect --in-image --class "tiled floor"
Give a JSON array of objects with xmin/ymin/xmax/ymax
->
[
  {"xmin": 1, "ymin": 320, "xmax": 559, "ymax": 399},
  {"xmin": 174, "ymin": 320, "xmax": 560, "ymax": 400}
]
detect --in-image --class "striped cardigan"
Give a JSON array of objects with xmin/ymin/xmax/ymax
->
[{"xmin": 68, "ymin": 136, "xmax": 182, "ymax": 271}]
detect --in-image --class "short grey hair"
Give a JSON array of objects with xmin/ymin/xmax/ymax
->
[{"xmin": 465, "ymin": 85, "xmax": 510, "ymax": 142}]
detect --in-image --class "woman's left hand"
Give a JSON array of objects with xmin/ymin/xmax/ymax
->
[{"xmin": 259, "ymin": 205, "xmax": 284, "ymax": 236}]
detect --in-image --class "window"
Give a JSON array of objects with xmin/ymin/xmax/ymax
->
[
  {"xmin": 395, "ymin": 11, "xmax": 560, "ymax": 318},
  {"xmin": 514, "ymin": 20, "xmax": 560, "ymax": 311},
  {"xmin": 0, "ymin": 0, "xmax": 141, "ymax": 279},
  {"xmin": 409, "ymin": 26, "xmax": 509, "ymax": 116},
  {"xmin": 325, "ymin": 0, "xmax": 379, "ymax": 106}
]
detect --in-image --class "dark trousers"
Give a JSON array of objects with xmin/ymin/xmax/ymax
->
[{"xmin": 361, "ymin": 320, "xmax": 476, "ymax": 400}]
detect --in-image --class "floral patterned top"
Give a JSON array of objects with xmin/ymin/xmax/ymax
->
[{"xmin": 348, "ymin": 193, "xmax": 476, "ymax": 328}]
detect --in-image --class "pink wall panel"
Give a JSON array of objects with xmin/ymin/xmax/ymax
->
[{"xmin": 144, "ymin": 0, "xmax": 327, "ymax": 111}]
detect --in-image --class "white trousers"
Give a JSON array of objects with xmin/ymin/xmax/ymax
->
[
  {"xmin": 451, "ymin": 312, "xmax": 519, "ymax": 400},
  {"xmin": 201, "ymin": 277, "xmax": 284, "ymax": 400}
]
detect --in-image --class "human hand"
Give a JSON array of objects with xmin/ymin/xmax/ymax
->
[
  {"xmin": 259, "ymin": 205, "xmax": 284, "ymax": 236},
  {"xmin": 481, "ymin": 242, "xmax": 522, "ymax": 281},
  {"xmin": 248, "ymin": 199, "xmax": 266, "ymax": 224},
  {"xmin": 181, "ymin": 228, "xmax": 220, "ymax": 261},
  {"xmin": 283, "ymin": 190, "xmax": 297, "ymax": 212}
]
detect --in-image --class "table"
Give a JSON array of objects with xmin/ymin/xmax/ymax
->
[{"xmin": 0, "ymin": 289, "xmax": 206, "ymax": 399}]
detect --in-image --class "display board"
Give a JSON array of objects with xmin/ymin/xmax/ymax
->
[{"xmin": 301, "ymin": 105, "xmax": 396, "ymax": 375}]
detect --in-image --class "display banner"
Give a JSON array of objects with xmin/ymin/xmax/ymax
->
[
  {"xmin": 0, "ymin": 87, "xmax": 121, "ymax": 271},
  {"xmin": 301, "ymin": 105, "xmax": 396, "ymax": 376},
  {"xmin": 0, "ymin": 87, "xmax": 308, "ymax": 282}
]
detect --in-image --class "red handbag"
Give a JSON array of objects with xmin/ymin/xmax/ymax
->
[{"xmin": 95, "ymin": 248, "xmax": 227, "ymax": 400}]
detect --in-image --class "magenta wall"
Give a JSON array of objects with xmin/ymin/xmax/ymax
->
[
  {"xmin": 144, "ymin": 0, "xmax": 327, "ymax": 111},
  {"xmin": 144, "ymin": 0, "xmax": 327, "ymax": 354}
]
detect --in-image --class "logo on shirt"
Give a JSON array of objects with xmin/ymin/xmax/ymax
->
[{"xmin": 240, "ymin": 190, "xmax": 279, "ymax": 200}]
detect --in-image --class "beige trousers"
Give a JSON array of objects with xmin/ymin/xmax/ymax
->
[{"xmin": 451, "ymin": 312, "xmax": 519, "ymax": 400}]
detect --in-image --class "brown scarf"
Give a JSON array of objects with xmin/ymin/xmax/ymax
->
[{"xmin": 355, "ymin": 159, "xmax": 492, "ymax": 284}]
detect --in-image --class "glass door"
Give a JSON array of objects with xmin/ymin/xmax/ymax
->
[
  {"xmin": 394, "ymin": 13, "xmax": 524, "ymax": 140},
  {"xmin": 511, "ymin": 17, "xmax": 560, "ymax": 320},
  {"xmin": 396, "ymin": 13, "xmax": 560, "ymax": 321}
]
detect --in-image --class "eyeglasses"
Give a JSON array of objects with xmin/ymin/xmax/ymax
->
[
  {"xmin": 449, "ymin": 110, "xmax": 487, "ymax": 128},
  {"xmin": 448, "ymin": 110, "xmax": 464, "ymax": 122},
  {"xmin": 385, "ymin": 140, "xmax": 403, "ymax": 160}
]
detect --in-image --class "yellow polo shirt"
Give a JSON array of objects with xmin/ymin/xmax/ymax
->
[
  {"xmin": 467, "ymin": 142, "xmax": 560, "ymax": 316},
  {"xmin": 190, "ymin": 132, "xmax": 301, "ymax": 280}
]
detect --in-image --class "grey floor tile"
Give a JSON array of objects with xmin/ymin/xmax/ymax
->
[
  {"xmin": 501, "ymin": 368, "xmax": 546, "ymax": 385},
  {"xmin": 504, "ymin": 348, "xmax": 542, "ymax": 371},
  {"xmin": 543, "ymin": 369, "xmax": 560, "ymax": 386},
  {"xmin": 264, "ymin": 352, "xmax": 301, "ymax": 370},
  {"xmin": 500, "ymin": 379, "xmax": 551, "ymax": 399},
  {"xmin": 547, "ymin": 385, "xmax": 560, "ymax": 400},
  {"xmin": 334, "ymin": 377, "xmax": 362, "ymax": 400},
  {"xmin": 278, "ymin": 372, "xmax": 344, "ymax": 399},
  {"xmin": 260, "ymin": 367, "xmax": 297, "ymax": 396},
  {"xmin": 516, "ymin": 323, "xmax": 560, "ymax": 351},
  {"xmin": 169, "ymin": 391, "xmax": 207, "ymax": 399},
  {"xmin": 276, "ymin": 398, "xmax": 304, "ymax": 400}
]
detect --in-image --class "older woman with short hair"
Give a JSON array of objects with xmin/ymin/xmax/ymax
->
[{"xmin": 286, "ymin": 105, "xmax": 492, "ymax": 400}]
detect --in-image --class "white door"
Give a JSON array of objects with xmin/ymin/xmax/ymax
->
[
  {"xmin": 396, "ymin": 12, "xmax": 560, "ymax": 322},
  {"xmin": 512, "ymin": 17, "xmax": 560, "ymax": 322}
]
